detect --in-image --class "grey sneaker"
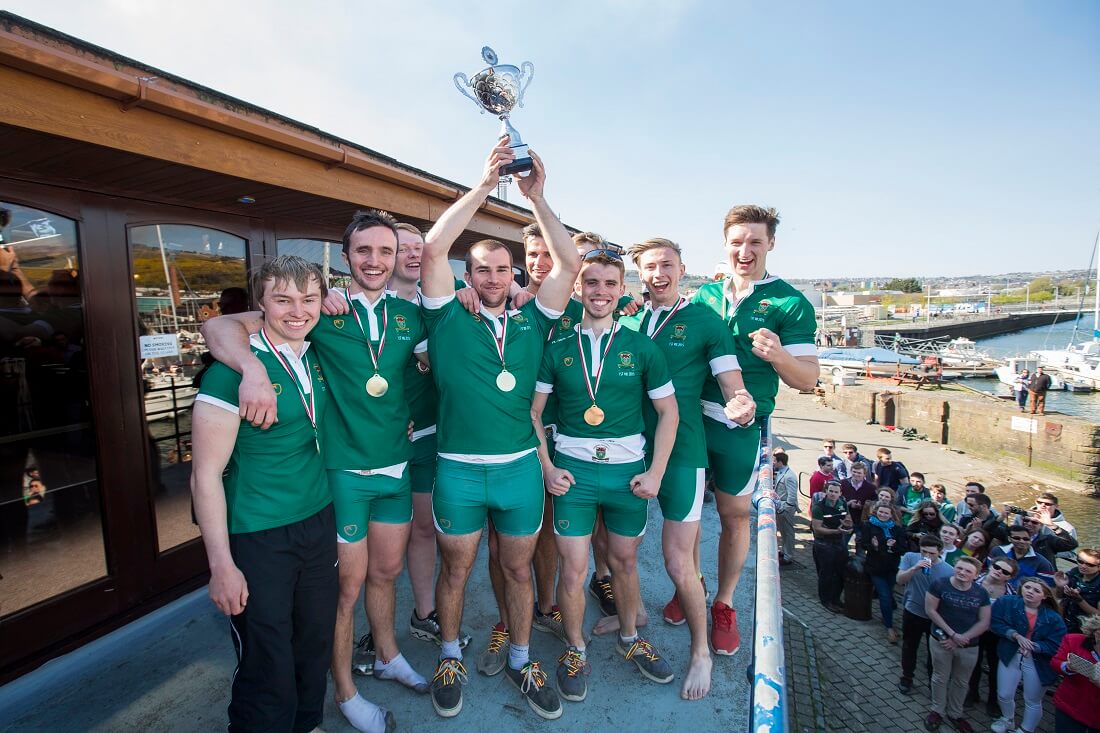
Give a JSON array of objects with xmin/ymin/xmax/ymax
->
[
  {"xmin": 476, "ymin": 623, "xmax": 509, "ymax": 676},
  {"xmin": 533, "ymin": 606, "xmax": 568, "ymax": 644},
  {"xmin": 410, "ymin": 610, "xmax": 471, "ymax": 649},
  {"xmin": 555, "ymin": 647, "xmax": 590, "ymax": 702},
  {"xmin": 352, "ymin": 632, "xmax": 374, "ymax": 677},
  {"xmin": 505, "ymin": 661, "xmax": 562, "ymax": 720},
  {"xmin": 430, "ymin": 657, "xmax": 467, "ymax": 718},
  {"xmin": 616, "ymin": 636, "xmax": 674, "ymax": 684}
]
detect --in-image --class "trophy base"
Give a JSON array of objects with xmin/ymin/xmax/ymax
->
[{"xmin": 500, "ymin": 156, "xmax": 533, "ymax": 175}]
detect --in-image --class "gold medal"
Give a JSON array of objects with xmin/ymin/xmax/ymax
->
[
  {"xmin": 496, "ymin": 369, "xmax": 516, "ymax": 392},
  {"xmin": 584, "ymin": 404, "xmax": 605, "ymax": 426},
  {"xmin": 366, "ymin": 373, "xmax": 389, "ymax": 397}
]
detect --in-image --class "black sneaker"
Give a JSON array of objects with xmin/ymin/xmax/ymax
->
[
  {"xmin": 505, "ymin": 661, "xmax": 562, "ymax": 720},
  {"xmin": 924, "ymin": 711, "xmax": 943, "ymax": 731},
  {"xmin": 898, "ymin": 677, "xmax": 913, "ymax": 695},
  {"xmin": 352, "ymin": 632, "xmax": 374, "ymax": 677},
  {"xmin": 556, "ymin": 647, "xmax": 590, "ymax": 702},
  {"xmin": 430, "ymin": 657, "xmax": 467, "ymax": 718},
  {"xmin": 587, "ymin": 573, "xmax": 617, "ymax": 617},
  {"xmin": 616, "ymin": 636, "xmax": 674, "ymax": 684},
  {"xmin": 410, "ymin": 610, "xmax": 471, "ymax": 649}
]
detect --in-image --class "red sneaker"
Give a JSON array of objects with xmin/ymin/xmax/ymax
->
[
  {"xmin": 710, "ymin": 601, "xmax": 740, "ymax": 656},
  {"xmin": 663, "ymin": 593, "xmax": 685, "ymax": 625}
]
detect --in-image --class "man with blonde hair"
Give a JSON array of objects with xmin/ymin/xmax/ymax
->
[
  {"xmin": 692, "ymin": 205, "xmax": 819, "ymax": 656},
  {"xmin": 619, "ymin": 236, "xmax": 755, "ymax": 699}
]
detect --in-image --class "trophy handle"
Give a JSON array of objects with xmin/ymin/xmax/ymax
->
[
  {"xmin": 517, "ymin": 62, "xmax": 534, "ymax": 108},
  {"xmin": 453, "ymin": 73, "xmax": 484, "ymax": 112}
]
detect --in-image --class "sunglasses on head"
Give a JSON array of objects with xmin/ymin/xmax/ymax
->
[{"xmin": 582, "ymin": 248, "xmax": 622, "ymax": 262}]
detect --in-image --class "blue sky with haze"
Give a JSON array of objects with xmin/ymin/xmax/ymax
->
[{"xmin": 7, "ymin": 1, "xmax": 1098, "ymax": 278}]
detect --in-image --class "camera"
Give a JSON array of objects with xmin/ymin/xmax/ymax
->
[
  {"xmin": 1005, "ymin": 505, "xmax": 1028, "ymax": 516},
  {"xmin": 931, "ymin": 627, "xmax": 950, "ymax": 641}
]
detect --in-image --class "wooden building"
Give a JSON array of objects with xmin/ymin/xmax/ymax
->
[{"xmin": 0, "ymin": 12, "xmax": 555, "ymax": 681}]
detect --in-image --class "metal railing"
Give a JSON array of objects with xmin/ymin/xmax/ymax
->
[{"xmin": 750, "ymin": 417, "xmax": 788, "ymax": 731}]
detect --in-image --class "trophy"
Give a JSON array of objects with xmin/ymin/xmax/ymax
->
[{"xmin": 454, "ymin": 46, "xmax": 535, "ymax": 175}]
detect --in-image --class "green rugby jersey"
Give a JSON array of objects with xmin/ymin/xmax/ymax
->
[
  {"xmin": 309, "ymin": 291, "xmax": 426, "ymax": 470},
  {"xmin": 423, "ymin": 294, "xmax": 557, "ymax": 456},
  {"xmin": 620, "ymin": 299, "xmax": 738, "ymax": 466},
  {"xmin": 692, "ymin": 276, "xmax": 816, "ymax": 417},
  {"xmin": 536, "ymin": 323, "xmax": 673, "ymax": 451},
  {"xmin": 196, "ymin": 339, "xmax": 330, "ymax": 534},
  {"xmin": 400, "ymin": 280, "xmax": 464, "ymax": 437}
]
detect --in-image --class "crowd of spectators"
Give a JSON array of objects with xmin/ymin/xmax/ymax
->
[{"xmin": 783, "ymin": 439, "xmax": 1100, "ymax": 733}]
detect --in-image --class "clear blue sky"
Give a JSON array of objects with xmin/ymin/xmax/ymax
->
[{"xmin": 7, "ymin": 1, "xmax": 1098, "ymax": 278}]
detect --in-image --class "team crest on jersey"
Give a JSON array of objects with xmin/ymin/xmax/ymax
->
[
  {"xmin": 312, "ymin": 363, "xmax": 326, "ymax": 386},
  {"xmin": 755, "ymin": 299, "xmax": 772, "ymax": 314},
  {"xmin": 563, "ymin": 356, "xmax": 573, "ymax": 367},
  {"xmin": 672, "ymin": 323, "xmax": 687, "ymax": 340},
  {"xmin": 559, "ymin": 316, "xmax": 572, "ymax": 331},
  {"xmin": 394, "ymin": 314, "xmax": 409, "ymax": 331},
  {"xmin": 471, "ymin": 313, "xmax": 482, "ymax": 322},
  {"xmin": 707, "ymin": 295, "xmax": 717, "ymax": 305},
  {"xmin": 618, "ymin": 351, "xmax": 635, "ymax": 368},
  {"xmin": 557, "ymin": 519, "xmax": 570, "ymax": 530},
  {"xmin": 438, "ymin": 517, "xmax": 452, "ymax": 529},
  {"xmin": 511, "ymin": 313, "xmax": 528, "ymax": 324},
  {"xmin": 344, "ymin": 524, "xmax": 358, "ymax": 537},
  {"xmin": 272, "ymin": 383, "xmax": 283, "ymax": 396},
  {"xmin": 333, "ymin": 319, "xmax": 345, "ymax": 329},
  {"xmin": 592, "ymin": 444, "xmax": 609, "ymax": 463}
]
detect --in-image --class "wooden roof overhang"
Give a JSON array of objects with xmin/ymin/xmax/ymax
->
[{"xmin": 0, "ymin": 12, "xmax": 546, "ymax": 252}]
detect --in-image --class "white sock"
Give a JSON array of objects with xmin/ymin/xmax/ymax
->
[
  {"xmin": 508, "ymin": 642, "xmax": 529, "ymax": 671},
  {"xmin": 620, "ymin": 633, "xmax": 638, "ymax": 645},
  {"xmin": 338, "ymin": 693, "xmax": 391, "ymax": 733},
  {"xmin": 440, "ymin": 637, "xmax": 462, "ymax": 661},
  {"xmin": 374, "ymin": 652, "xmax": 428, "ymax": 693}
]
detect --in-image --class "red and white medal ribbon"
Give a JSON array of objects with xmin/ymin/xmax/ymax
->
[
  {"xmin": 644, "ymin": 297, "xmax": 686, "ymax": 339},
  {"xmin": 576, "ymin": 323, "xmax": 619, "ymax": 406},
  {"xmin": 258, "ymin": 328, "xmax": 316, "ymax": 435},
  {"xmin": 344, "ymin": 289, "xmax": 388, "ymax": 373}
]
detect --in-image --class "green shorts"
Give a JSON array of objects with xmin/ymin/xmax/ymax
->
[
  {"xmin": 703, "ymin": 416, "xmax": 761, "ymax": 497},
  {"xmin": 552, "ymin": 454, "xmax": 648, "ymax": 538},
  {"xmin": 410, "ymin": 433, "xmax": 438, "ymax": 494},
  {"xmin": 329, "ymin": 467, "xmax": 413, "ymax": 542},
  {"xmin": 658, "ymin": 464, "xmax": 706, "ymax": 522},
  {"xmin": 433, "ymin": 451, "xmax": 544, "ymax": 537}
]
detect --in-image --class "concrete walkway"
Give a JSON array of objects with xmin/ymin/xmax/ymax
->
[
  {"xmin": 0, "ymin": 498, "xmax": 753, "ymax": 732},
  {"xmin": 771, "ymin": 389, "xmax": 1061, "ymax": 733}
]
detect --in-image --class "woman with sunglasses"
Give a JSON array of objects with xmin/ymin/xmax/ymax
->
[
  {"xmin": 1055, "ymin": 549, "xmax": 1100, "ymax": 634},
  {"xmin": 1050, "ymin": 612, "xmax": 1100, "ymax": 733},
  {"xmin": 990, "ymin": 578, "xmax": 1067, "ymax": 733},
  {"xmin": 968, "ymin": 557, "xmax": 1019, "ymax": 717},
  {"xmin": 906, "ymin": 500, "xmax": 946, "ymax": 552}
]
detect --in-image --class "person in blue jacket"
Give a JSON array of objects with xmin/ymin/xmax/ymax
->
[{"xmin": 989, "ymin": 578, "xmax": 1067, "ymax": 733}]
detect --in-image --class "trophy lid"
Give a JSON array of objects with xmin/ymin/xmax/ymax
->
[{"xmin": 481, "ymin": 46, "xmax": 498, "ymax": 66}]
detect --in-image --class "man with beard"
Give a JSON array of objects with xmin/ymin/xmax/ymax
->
[{"xmin": 419, "ymin": 141, "xmax": 580, "ymax": 721}]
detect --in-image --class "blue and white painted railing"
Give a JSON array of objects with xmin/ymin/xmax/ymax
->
[{"xmin": 750, "ymin": 417, "xmax": 787, "ymax": 732}]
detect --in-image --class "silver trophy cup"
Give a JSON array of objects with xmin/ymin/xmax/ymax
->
[{"xmin": 454, "ymin": 46, "xmax": 535, "ymax": 175}]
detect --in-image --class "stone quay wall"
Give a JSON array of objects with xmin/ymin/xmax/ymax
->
[{"xmin": 819, "ymin": 384, "xmax": 1100, "ymax": 486}]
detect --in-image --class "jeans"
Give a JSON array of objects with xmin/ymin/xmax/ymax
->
[
  {"xmin": 900, "ymin": 610, "xmax": 932, "ymax": 682},
  {"xmin": 968, "ymin": 630, "xmax": 1000, "ymax": 704},
  {"xmin": 869, "ymin": 574, "xmax": 896, "ymax": 628},
  {"xmin": 1015, "ymin": 389, "xmax": 1028, "ymax": 409},
  {"xmin": 812, "ymin": 539, "xmax": 847, "ymax": 606},
  {"xmin": 930, "ymin": 641, "xmax": 979, "ymax": 719},
  {"xmin": 998, "ymin": 653, "xmax": 1045, "ymax": 732}
]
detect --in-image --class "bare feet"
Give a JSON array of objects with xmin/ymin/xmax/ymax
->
[
  {"xmin": 591, "ymin": 608, "xmax": 649, "ymax": 636},
  {"xmin": 681, "ymin": 653, "xmax": 713, "ymax": 700}
]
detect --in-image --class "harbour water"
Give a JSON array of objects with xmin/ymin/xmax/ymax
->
[{"xmin": 970, "ymin": 314, "xmax": 1100, "ymax": 422}]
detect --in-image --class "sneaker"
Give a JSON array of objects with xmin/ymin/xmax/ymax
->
[
  {"xmin": 886, "ymin": 628, "xmax": 898, "ymax": 644},
  {"xmin": 616, "ymin": 636, "xmax": 674, "ymax": 684},
  {"xmin": 989, "ymin": 718, "xmax": 1012, "ymax": 733},
  {"xmin": 924, "ymin": 711, "xmax": 943, "ymax": 731},
  {"xmin": 710, "ymin": 601, "xmax": 741, "ymax": 655},
  {"xmin": 533, "ymin": 606, "xmax": 568, "ymax": 644},
  {"xmin": 430, "ymin": 657, "xmax": 467, "ymax": 718},
  {"xmin": 410, "ymin": 610, "xmax": 471, "ymax": 649},
  {"xmin": 352, "ymin": 632, "xmax": 375, "ymax": 677},
  {"xmin": 898, "ymin": 677, "xmax": 913, "ymax": 694},
  {"xmin": 588, "ymin": 573, "xmax": 617, "ymax": 617},
  {"xmin": 948, "ymin": 718, "xmax": 973, "ymax": 733},
  {"xmin": 504, "ymin": 661, "xmax": 562, "ymax": 720},
  {"xmin": 476, "ymin": 623, "xmax": 509, "ymax": 676},
  {"xmin": 663, "ymin": 593, "xmax": 686, "ymax": 625},
  {"xmin": 556, "ymin": 647, "xmax": 591, "ymax": 702}
]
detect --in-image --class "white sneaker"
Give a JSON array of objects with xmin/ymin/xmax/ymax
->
[{"xmin": 990, "ymin": 718, "xmax": 1012, "ymax": 733}]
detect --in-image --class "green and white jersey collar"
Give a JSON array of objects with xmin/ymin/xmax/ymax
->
[
  {"xmin": 721, "ymin": 272, "xmax": 779, "ymax": 313},
  {"xmin": 248, "ymin": 333, "xmax": 313, "ymax": 394}
]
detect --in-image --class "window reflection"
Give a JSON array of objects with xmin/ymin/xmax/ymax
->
[
  {"xmin": 277, "ymin": 239, "xmax": 347, "ymax": 288},
  {"xmin": 0, "ymin": 202, "xmax": 104, "ymax": 615},
  {"xmin": 128, "ymin": 224, "xmax": 247, "ymax": 552}
]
